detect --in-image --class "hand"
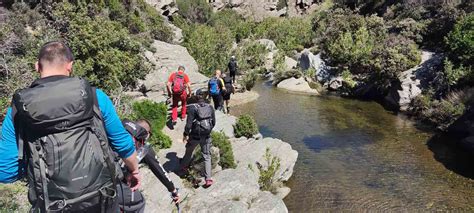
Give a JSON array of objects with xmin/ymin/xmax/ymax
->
[
  {"xmin": 171, "ymin": 189, "xmax": 180, "ymax": 203},
  {"xmin": 126, "ymin": 170, "xmax": 141, "ymax": 191},
  {"xmin": 182, "ymin": 136, "xmax": 188, "ymax": 144}
]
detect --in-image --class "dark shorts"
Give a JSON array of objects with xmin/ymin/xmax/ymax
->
[{"xmin": 223, "ymin": 92, "xmax": 231, "ymax": 101}]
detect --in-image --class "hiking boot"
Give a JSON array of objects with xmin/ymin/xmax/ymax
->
[
  {"xmin": 180, "ymin": 117, "xmax": 186, "ymax": 121},
  {"xmin": 204, "ymin": 179, "xmax": 214, "ymax": 188},
  {"xmin": 172, "ymin": 120, "xmax": 177, "ymax": 125},
  {"xmin": 226, "ymin": 107, "xmax": 230, "ymax": 114}
]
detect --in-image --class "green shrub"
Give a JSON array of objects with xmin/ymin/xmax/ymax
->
[
  {"xmin": 254, "ymin": 17, "xmax": 313, "ymax": 54},
  {"xmin": 234, "ymin": 114, "xmax": 259, "ymax": 138},
  {"xmin": 241, "ymin": 71, "xmax": 258, "ymax": 91},
  {"xmin": 209, "ymin": 9, "xmax": 254, "ymax": 42},
  {"xmin": 132, "ymin": 100, "xmax": 172, "ymax": 149},
  {"xmin": 52, "ymin": 2, "xmax": 150, "ymax": 93},
  {"xmin": 258, "ymin": 148, "xmax": 281, "ymax": 192},
  {"xmin": 445, "ymin": 13, "xmax": 473, "ymax": 66},
  {"xmin": 211, "ymin": 131, "xmax": 237, "ymax": 169},
  {"xmin": 182, "ymin": 24, "xmax": 233, "ymax": 76},
  {"xmin": 443, "ymin": 59, "xmax": 470, "ymax": 87},
  {"xmin": 234, "ymin": 41, "xmax": 268, "ymax": 73},
  {"xmin": 176, "ymin": 0, "xmax": 212, "ymax": 24},
  {"xmin": 0, "ymin": 182, "xmax": 28, "ymax": 212},
  {"xmin": 411, "ymin": 91, "xmax": 468, "ymax": 130}
]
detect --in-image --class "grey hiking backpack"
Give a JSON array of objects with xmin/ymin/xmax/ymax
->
[
  {"xmin": 12, "ymin": 77, "xmax": 122, "ymax": 212},
  {"xmin": 192, "ymin": 103, "xmax": 214, "ymax": 137}
]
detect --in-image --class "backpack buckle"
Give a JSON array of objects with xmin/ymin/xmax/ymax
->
[
  {"xmin": 47, "ymin": 199, "xmax": 67, "ymax": 212},
  {"xmin": 99, "ymin": 186, "xmax": 117, "ymax": 199}
]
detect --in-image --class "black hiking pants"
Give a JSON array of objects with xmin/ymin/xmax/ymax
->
[
  {"xmin": 211, "ymin": 94, "xmax": 223, "ymax": 111},
  {"xmin": 230, "ymin": 71, "xmax": 236, "ymax": 83}
]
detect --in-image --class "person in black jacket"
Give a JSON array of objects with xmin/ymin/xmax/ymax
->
[
  {"xmin": 180, "ymin": 89, "xmax": 216, "ymax": 187},
  {"xmin": 120, "ymin": 119, "xmax": 180, "ymax": 212},
  {"xmin": 228, "ymin": 56, "xmax": 238, "ymax": 83}
]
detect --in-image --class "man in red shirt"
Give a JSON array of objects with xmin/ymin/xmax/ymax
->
[{"xmin": 167, "ymin": 66, "xmax": 192, "ymax": 124}]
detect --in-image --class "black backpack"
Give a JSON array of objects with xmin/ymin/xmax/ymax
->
[
  {"xmin": 12, "ymin": 77, "xmax": 122, "ymax": 212},
  {"xmin": 191, "ymin": 103, "xmax": 214, "ymax": 137},
  {"xmin": 228, "ymin": 60, "xmax": 237, "ymax": 72},
  {"xmin": 223, "ymin": 76, "xmax": 234, "ymax": 94}
]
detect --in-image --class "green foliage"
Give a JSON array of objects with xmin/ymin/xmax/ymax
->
[
  {"xmin": 209, "ymin": 9, "xmax": 255, "ymax": 42},
  {"xmin": 0, "ymin": 182, "xmax": 28, "ymax": 212},
  {"xmin": 254, "ymin": 17, "xmax": 313, "ymax": 54},
  {"xmin": 318, "ymin": 9, "xmax": 421, "ymax": 90},
  {"xmin": 443, "ymin": 59, "xmax": 470, "ymax": 87},
  {"xmin": 182, "ymin": 24, "xmax": 233, "ymax": 76},
  {"xmin": 176, "ymin": 0, "xmax": 213, "ymax": 24},
  {"xmin": 234, "ymin": 41, "xmax": 267, "ymax": 73},
  {"xmin": 234, "ymin": 114, "xmax": 259, "ymax": 138},
  {"xmin": 211, "ymin": 131, "xmax": 237, "ymax": 169},
  {"xmin": 241, "ymin": 71, "xmax": 258, "ymax": 91},
  {"xmin": 132, "ymin": 100, "xmax": 172, "ymax": 149},
  {"xmin": 341, "ymin": 69, "xmax": 357, "ymax": 88},
  {"xmin": 52, "ymin": 2, "xmax": 149, "ymax": 93},
  {"xmin": 445, "ymin": 13, "xmax": 474, "ymax": 66},
  {"xmin": 258, "ymin": 148, "xmax": 281, "ymax": 192},
  {"xmin": 411, "ymin": 91, "xmax": 468, "ymax": 130}
]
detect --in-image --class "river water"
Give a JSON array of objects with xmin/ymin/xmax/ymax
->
[{"xmin": 233, "ymin": 82, "xmax": 474, "ymax": 212}]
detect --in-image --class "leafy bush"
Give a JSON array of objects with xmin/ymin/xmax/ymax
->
[
  {"xmin": 234, "ymin": 114, "xmax": 259, "ymax": 138},
  {"xmin": 257, "ymin": 148, "xmax": 281, "ymax": 192},
  {"xmin": 234, "ymin": 41, "xmax": 268, "ymax": 73},
  {"xmin": 176, "ymin": 0, "xmax": 212, "ymax": 24},
  {"xmin": 132, "ymin": 100, "xmax": 172, "ymax": 149},
  {"xmin": 254, "ymin": 17, "xmax": 313, "ymax": 54},
  {"xmin": 445, "ymin": 13, "xmax": 473, "ymax": 66},
  {"xmin": 241, "ymin": 71, "xmax": 258, "ymax": 91},
  {"xmin": 52, "ymin": 2, "xmax": 149, "ymax": 93},
  {"xmin": 211, "ymin": 131, "xmax": 237, "ymax": 169},
  {"xmin": 411, "ymin": 90, "xmax": 469, "ymax": 130},
  {"xmin": 208, "ymin": 9, "xmax": 254, "ymax": 42},
  {"xmin": 0, "ymin": 182, "xmax": 28, "ymax": 212},
  {"xmin": 182, "ymin": 24, "xmax": 233, "ymax": 76}
]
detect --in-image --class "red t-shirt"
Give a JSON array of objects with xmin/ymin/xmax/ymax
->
[{"xmin": 168, "ymin": 71, "xmax": 190, "ymax": 84}]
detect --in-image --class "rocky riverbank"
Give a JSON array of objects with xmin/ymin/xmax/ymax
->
[{"xmin": 141, "ymin": 111, "xmax": 298, "ymax": 212}]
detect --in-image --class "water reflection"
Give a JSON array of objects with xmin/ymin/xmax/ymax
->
[{"xmin": 234, "ymin": 82, "xmax": 474, "ymax": 212}]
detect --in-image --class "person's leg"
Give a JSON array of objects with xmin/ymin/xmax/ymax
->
[
  {"xmin": 217, "ymin": 94, "xmax": 224, "ymax": 111},
  {"xmin": 171, "ymin": 94, "xmax": 179, "ymax": 122},
  {"xmin": 231, "ymin": 71, "xmax": 236, "ymax": 83},
  {"xmin": 199, "ymin": 137, "xmax": 212, "ymax": 181},
  {"xmin": 181, "ymin": 138, "xmax": 199, "ymax": 169},
  {"xmin": 181, "ymin": 92, "xmax": 187, "ymax": 120},
  {"xmin": 211, "ymin": 95, "xmax": 219, "ymax": 110}
]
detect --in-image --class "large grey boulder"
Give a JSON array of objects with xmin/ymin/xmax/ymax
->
[
  {"xmin": 232, "ymin": 137, "xmax": 298, "ymax": 182},
  {"xmin": 145, "ymin": 0, "xmax": 178, "ymax": 18},
  {"xmin": 256, "ymin": 39, "xmax": 278, "ymax": 71},
  {"xmin": 385, "ymin": 51, "xmax": 443, "ymax": 111},
  {"xmin": 184, "ymin": 168, "xmax": 288, "ymax": 213},
  {"xmin": 214, "ymin": 111, "xmax": 237, "ymax": 138},
  {"xmin": 284, "ymin": 56, "xmax": 298, "ymax": 71},
  {"xmin": 277, "ymin": 77, "xmax": 319, "ymax": 95},
  {"xmin": 142, "ymin": 40, "xmax": 208, "ymax": 93}
]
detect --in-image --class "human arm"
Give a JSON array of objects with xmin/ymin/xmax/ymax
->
[
  {"xmin": 96, "ymin": 89, "xmax": 140, "ymax": 189},
  {"xmin": 143, "ymin": 149, "xmax": 176, "ymax": 192},
  {"xmin": 0, "ymin": 108, "xmax": 21, "ymax": 183},
  {"xmin": 184, "ymin": 105, "xmax": 195, "ymax": 138},
  {"xmin": 211, "ymin": 106, "xmax": 216, "ymax": 129},
  {"xmin": 167, "ymin": 73, "xmax": 174, "ymax": 97}
]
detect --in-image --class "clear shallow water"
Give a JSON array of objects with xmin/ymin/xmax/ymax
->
[{"xmin": 234, "ymin": 82, "xmax": 474, "ymax": 212}]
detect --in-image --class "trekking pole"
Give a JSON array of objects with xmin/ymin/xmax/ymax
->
[{"xmin": 171, "ymin": 188, "xmax": 189, "ymax": 213}]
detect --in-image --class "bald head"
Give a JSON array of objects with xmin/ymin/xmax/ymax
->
[{"xmin": 36, "ymin": 41, "xmax": 74, "ymax": 78}]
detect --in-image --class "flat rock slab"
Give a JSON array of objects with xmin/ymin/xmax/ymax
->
[
  {"xmin": 277, "ymin": 77, "xmax": 319, "ymax": 95},
  {"xmin": 142, "ymin": 40, "xmax": 208, "ymax": 92}
]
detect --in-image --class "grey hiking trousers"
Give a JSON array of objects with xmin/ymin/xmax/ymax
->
[{"xmin": 182, "ymin": 136, "xmax": 212, "ymax": 180}]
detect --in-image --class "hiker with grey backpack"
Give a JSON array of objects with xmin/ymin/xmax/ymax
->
[
  {"xmin": 179, "ymin": 88, "xmax": 216, "ymax": 188},
  {"xmin": 0, "ymin": 41, "xmax": 141, "ymax": 212}
]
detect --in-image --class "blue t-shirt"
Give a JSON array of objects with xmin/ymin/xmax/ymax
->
[{"xmin": 0, "ymin": 88, "xmax": 135, "ymax": 183}]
